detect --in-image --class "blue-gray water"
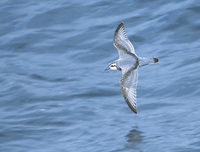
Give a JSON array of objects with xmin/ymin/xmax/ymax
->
[{"xmin": 0, "ymin": 0, "xmax": 200, "ymax": 152}]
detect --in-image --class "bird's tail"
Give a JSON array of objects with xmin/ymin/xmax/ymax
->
[{"xmin": 138, "ymin": 57, "xmax": 159, "ymax": 67}]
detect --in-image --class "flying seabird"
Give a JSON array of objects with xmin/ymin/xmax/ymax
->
[{"xmin": 105, "ymin": 22, "xmax": 158, "ymax": 114}]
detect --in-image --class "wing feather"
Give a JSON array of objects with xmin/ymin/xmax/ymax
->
[
  {"xmin": 113, "ymin": 22, "xmax": 135, "ymax": 57},
  {"xmin": 120, "ymin": 67, "xmax": 138, "ymax": 113}
]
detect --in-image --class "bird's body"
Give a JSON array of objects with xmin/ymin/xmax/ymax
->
[
  {"xmin": 117, "ymin": 55, "xmax": 138, "ymax": 71},
  {"xmin": 105, "ymin": 22, "xmax": 158, "ymax": 114}
]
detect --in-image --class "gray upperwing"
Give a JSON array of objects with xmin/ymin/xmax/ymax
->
[
  {"xmin": 120, "ymin": 67, "xmax": 138, "ymax": 114},
  {"xmin": 113, "ymin": 22, "xmax": 136, "ymax": 58}
]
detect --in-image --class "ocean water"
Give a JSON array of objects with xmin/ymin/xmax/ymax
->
[{"xmin": 0, "ymin": 0, "xmax": 200, "ymax": 152}]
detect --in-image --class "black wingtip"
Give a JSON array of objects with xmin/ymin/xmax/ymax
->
[
  {"xmin": 114, "ymin": 22, "xmax": 125, "ymax": 42},
  {"xmin": 120, "ymin": 22, "xmax": 124, "ymax": 26},
  {"xmin": 115, "ymin": 22, "xmax": 124, "ymax": 33},
  {"xmin": 154, "ymin": 58, "xmax": 159, "ymax": 63},
  {"xmin": 133, "ymin": 109, "xmax": 137, "ymax": 114},
  {"xmin": 119, "ymin": 22, "xmax": 125, "ymax": 29},
  {"xmin": 128, "ymin": 104, "xmax": 137, "ymax": 114}
]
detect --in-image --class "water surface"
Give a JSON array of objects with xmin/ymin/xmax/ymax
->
[{"xmin": 0, "ymin": 0, "xmax": 200, "ymax": 152}]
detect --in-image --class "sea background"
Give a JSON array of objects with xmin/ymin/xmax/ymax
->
[{"xmin": 0, "ymin": 0, "xmax": 200, "ymax": 152}]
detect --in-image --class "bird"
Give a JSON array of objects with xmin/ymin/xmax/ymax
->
[{"xmin": 105, "ymin": 22, "xmax": 158, "ymax": 114}]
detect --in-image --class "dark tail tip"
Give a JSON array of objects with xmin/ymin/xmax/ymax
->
[{"xmin": 154, "ymin": 58, "xmax": 159, "ymax": 63}]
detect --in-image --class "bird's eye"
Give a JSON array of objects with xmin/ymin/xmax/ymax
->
[{"xmin": 111, "ymin": 65, "xmax": 114, "ymax": 67}]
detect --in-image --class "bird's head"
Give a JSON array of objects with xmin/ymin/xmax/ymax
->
[{"xmin": 105, "ymin": 62, "xmax": 120, "ymax": 71}]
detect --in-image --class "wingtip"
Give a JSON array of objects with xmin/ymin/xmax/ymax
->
[
  {"xmin": 133, "ymin": 109, "xmax": 137, "ymax": 114},
  {"xmin": 129, "ymin": 104, "xmax": 137, "ymax": 114},
  {"xmin": 120, "ymin": 22, "xmax": 124, "ymax": 26},
  {"xmin": 114, "ymin": 22, "xmax": 125, "ymax": 40},
  {"xmin": 119, "ymin": 22, "xmax": 125, "ymax": 29},
  {"xmin": 116, "ymin": 22, "xmax": 124, "ymax": 32}
]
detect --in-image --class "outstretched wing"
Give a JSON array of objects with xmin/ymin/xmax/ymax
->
[
  {"xmin": 113, "ymin": 22, "xmax": 135, "ymax": 57},
  {"xmin": 120, "ymin": 67, "xmax": 138, "ymax": 113}
]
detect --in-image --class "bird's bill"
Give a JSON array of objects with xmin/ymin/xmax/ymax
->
[{"xmin": 104, "ymin": 66, "xmax": 110, "ymax": 71}]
